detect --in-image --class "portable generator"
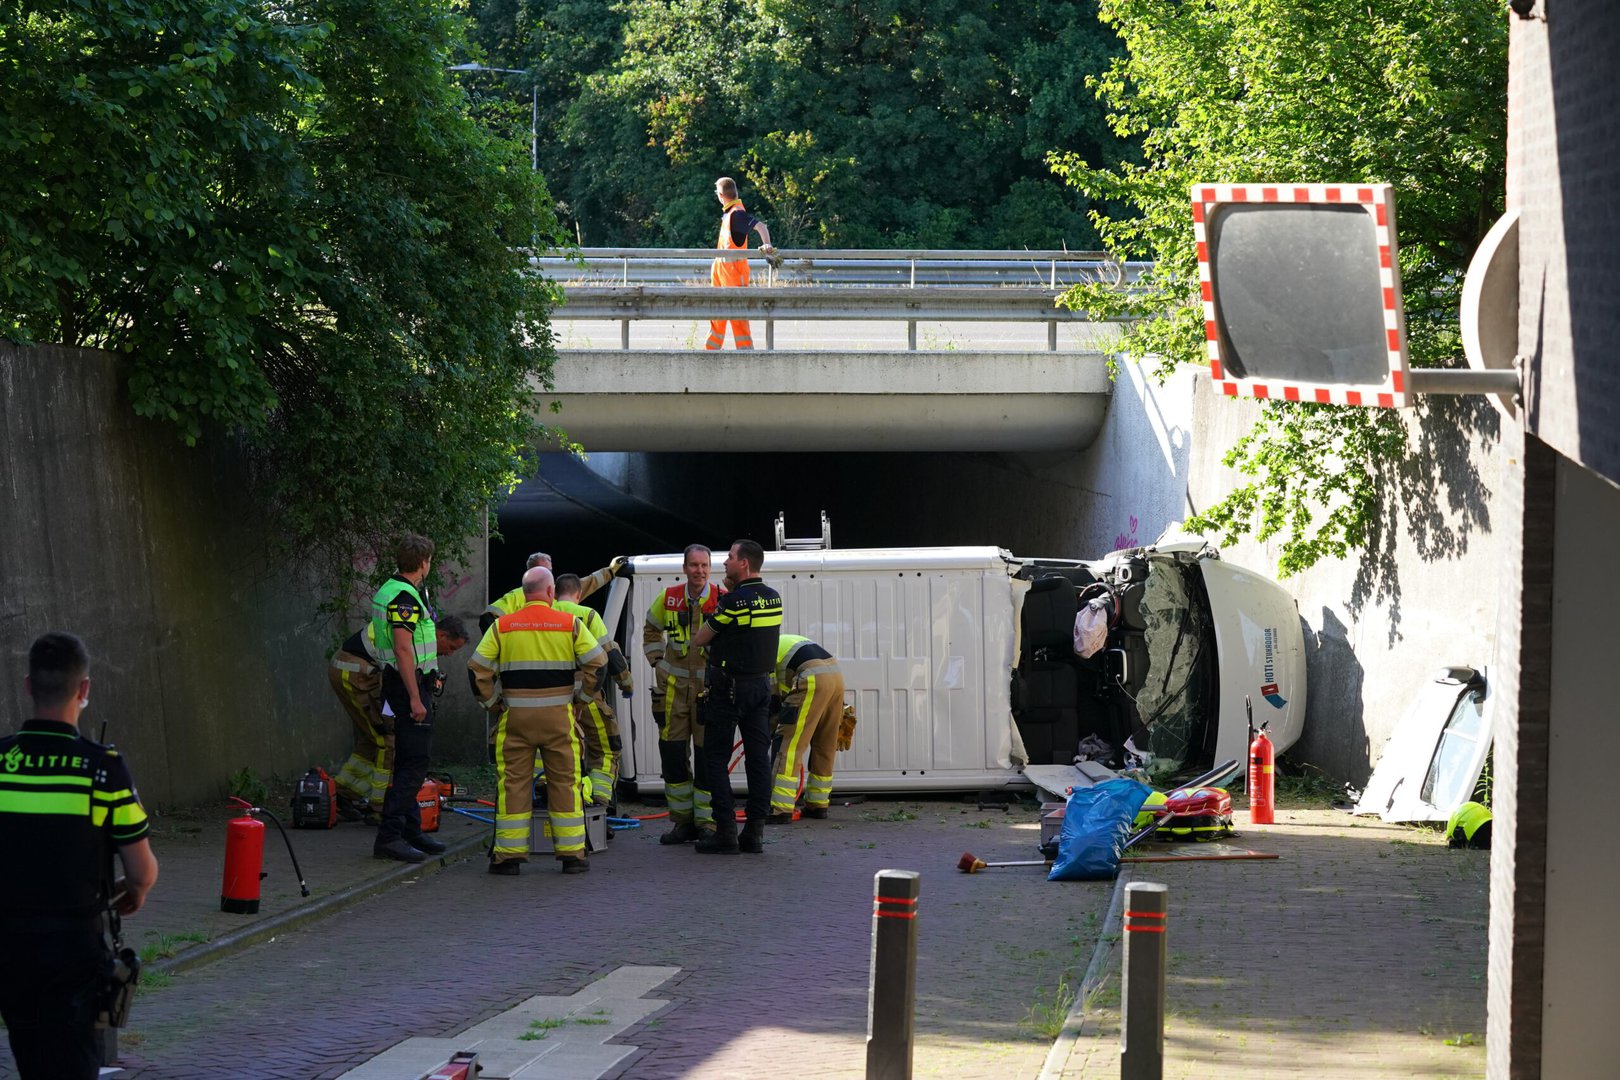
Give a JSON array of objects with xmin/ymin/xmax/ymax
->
[{"xmin": 291, "ymin": 767, "xmax": 337, "ymax": 829}]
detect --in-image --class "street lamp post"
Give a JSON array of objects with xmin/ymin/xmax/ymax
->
[{"xmin": 448, "ymin": 63, "xmax": 537, "ymax": 171}]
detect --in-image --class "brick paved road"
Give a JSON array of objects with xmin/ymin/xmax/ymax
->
[
  {"xmin": 1049, "ymin": 809, "xmax": 1489, "ymax": 1080},
  {"xmin": 15, "ymin": 800, "xmax": 1102, "ymax": 1080}
]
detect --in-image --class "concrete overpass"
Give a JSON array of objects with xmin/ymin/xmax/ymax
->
[
  {"xmin": 536, "ymin": 253, "xmax": 1127, "ymax": 452},
  {"xmin": 541, "ymin": 348, "xmax": 1112, "ymax": 452}
]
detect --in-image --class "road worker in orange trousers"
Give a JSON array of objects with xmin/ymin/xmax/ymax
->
[{"xmin": 706, "ymin": 176, "xmax": 775, "ymax": 350}]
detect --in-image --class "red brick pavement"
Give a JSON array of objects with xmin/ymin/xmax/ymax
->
[
  {"xmin": 0, "ymin": 803, "xmax": 1490, "ymax": 1080},
  {"xmin": 0, "ymin": 799, "xmax": 1100, "ymax": 1080}
]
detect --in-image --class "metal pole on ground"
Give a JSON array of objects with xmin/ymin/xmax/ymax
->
[
  {"xmin": 1120, "ymin": 880, "xmax": 1168, "ymax": 1080},
  {"xmin": 867, "ymin": 869, "xmax": 920, "ymax": 1080}
]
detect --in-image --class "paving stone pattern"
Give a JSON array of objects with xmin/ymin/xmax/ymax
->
[
  {"xmin": 0, "ymin": 800, "xmax": 1096, "ymax": 1080},
  {"xmin": 0, "ymin": 803, "xmax": 1489, "ymax": 1080},
  {"xmin": 1048, "ymin": 809, "xmax": 1490, "ymax": 1080}
]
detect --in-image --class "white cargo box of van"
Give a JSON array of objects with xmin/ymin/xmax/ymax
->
[
  {"xmin": 602, "ymin": 547, "xmax": 1028, "ymax": 794},
  {"xmin": 597, "ymin": 542, "xmax": 1305, "ymax": 796}
]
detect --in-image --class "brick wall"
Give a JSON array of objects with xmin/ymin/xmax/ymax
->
[{"xmin": 1512, "ymin": 0, "xmax": 1620, "ymax": 487}]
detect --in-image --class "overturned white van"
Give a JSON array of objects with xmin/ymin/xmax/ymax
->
[{"xmin": 598, "ymin": 541, "xmax": 1306, "ymax": 796}]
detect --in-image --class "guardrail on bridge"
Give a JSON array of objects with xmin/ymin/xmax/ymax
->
[{"xmin": 546, "ymin": 249, "xmax": 1144, "ymax": 351}]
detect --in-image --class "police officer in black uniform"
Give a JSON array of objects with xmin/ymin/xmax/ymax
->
[
  {"xmin": 0, "ymin": 632, "xmax": 158, "ymax": 1079},
  {"xmin": 690, "ymin": 539, "xmax": 782, "ymax": 854}
]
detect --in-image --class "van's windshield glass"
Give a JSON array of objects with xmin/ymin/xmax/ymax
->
[{"xmin": 1138, "ymin": 556, "xmax": 1213, "ymax": 776}]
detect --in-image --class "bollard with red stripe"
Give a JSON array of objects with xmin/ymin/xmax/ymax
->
[
  {"xmin": 867, "ymin": 869, "xmax": 920, "ymax": 1080},
  {"xmin": 1120, "ymin": 881, "xmax": 1168, "ymax": 1080}
]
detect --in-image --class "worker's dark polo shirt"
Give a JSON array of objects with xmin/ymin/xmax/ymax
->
[
  {"xmin": 0, "ymin": 720, "xmax": 150, "ymax": 917},
  {"xmin": 706, "ymin": 577, "xmax": 783, "ymax": 676}
]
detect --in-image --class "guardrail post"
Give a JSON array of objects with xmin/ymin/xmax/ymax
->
[
  {"xmin": 1120, "ymin": 881, "xmax": 1168, "ymax": 1080},
  {"xmin": 907, "ymin": 321, "xmax": 917, "ymax": 350},
  {"xmin": 766, "ymin": 320, "xmax": 775, "ymax": 351},
  {"xmin": 867, "ymin": 869, "xmax": 919, "ymax": 1080},
  {"xmin": 1048, "ymin": 320, "xmax": 1058, "ymax": 352},
  {"xmin": 621, "ymin": 319, "xmax": 630, "ymax": 350}
]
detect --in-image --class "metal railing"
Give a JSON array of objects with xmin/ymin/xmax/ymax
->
[
  {"xmin": 534, "ymin": 246, "xmax": 1149, "ymax": 289},
  {"xmin": 546, "ymin": 249, "xmax": 1142, "ymax": 351}
]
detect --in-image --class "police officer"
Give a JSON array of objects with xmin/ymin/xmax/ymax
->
[
  {"xmin": 371, "ymin": 534, "xmax": 448, "ymax": 864},
  {"xmin": 554, "ymin": 573, "xmax": 633, "ymax": 806},
  {"xmin": 330, "ymin": 616, "xmax": 468, "ymax": 823},
  {"xmin": 766, "ymin": 632, "xmax": 845, "ymax": 822},
  {"xmin": 0, "ymin": 632, "xmax": 158, "ymax": 1080},
  {"xmin": 691, "ymin": 539, "xmax": 782, "ymax": 854},
  {"xmin": 469, "ymin": 566, "xmax": 606, "ymax": 875},
  {"xmin": 643, "ymin": 544, "xmax": 726, "ymax": 844}
]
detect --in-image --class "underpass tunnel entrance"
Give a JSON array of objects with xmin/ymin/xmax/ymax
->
[{"xmin": 489, "ymin": 449, "xmax": 1110, "ymax": 597}]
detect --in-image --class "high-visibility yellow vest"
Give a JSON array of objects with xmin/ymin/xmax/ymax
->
[{"xmin": 369, "ymin": 577, "xmax": 437, "ymax": 672}]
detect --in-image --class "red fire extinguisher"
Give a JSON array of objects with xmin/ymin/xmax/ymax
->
[
  {"xmin": 221, "ymin": 798, "xmax": 311, "ymax": 914},
  {"xmin": 1247, "ymin": 694, "xmax": 1275, "ymax": 825}
]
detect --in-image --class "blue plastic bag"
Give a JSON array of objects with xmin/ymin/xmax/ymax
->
[{"xmin": 1047, "ymin": 778, "xmax": 1153, "ymax": 881}]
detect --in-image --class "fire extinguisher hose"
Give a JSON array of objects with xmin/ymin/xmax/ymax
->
[{"xmin": 227, "ymin": 797, "xmax": 311, "ymax": 897}]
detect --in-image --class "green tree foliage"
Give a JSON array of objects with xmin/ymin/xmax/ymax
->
[
  {"xmin": 1052, "ymin": 0, "xmax": 1506, "ymax": 575},
  {"xmin": 468, "ymin": 0, "xmax": 1128, "ymax": 248},
  {"xmin": 1, "ymin": 0, "xmax": 563, "ymax": 604}
]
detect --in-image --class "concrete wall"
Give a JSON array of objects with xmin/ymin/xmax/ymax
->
[
  {"xmin": 1184, "ymin": 376, "xmax": 1508, "ymax": 786},
  {"xmin": 0, "ymin": 343, "xmax": 489, "ymax": 804}
]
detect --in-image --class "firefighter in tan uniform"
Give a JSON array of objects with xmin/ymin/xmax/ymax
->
[
  {"xmin": 469, "ymin": 566, "xmax": 606, "ymax": 876},
  {"xmin": 767, "ymin": 633, "xmax": 845, "ymax": 822},
  {"xmin": 330, "ymin": 617, "xmax": 469, "ymax": 822},
  {"xmin": 483, "ymin": 553, "xmax": 622, "ymax": 632},
  {"xmin": 644, "ymin": 544, "xmax": 725, "ymax": 844},
  {"xmin": 555, "ymin": 573, "xmax": 633, "ymax": 805}
]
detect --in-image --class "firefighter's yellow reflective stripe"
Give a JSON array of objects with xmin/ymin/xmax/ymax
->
[
  {"xmin": 661, "ymin": 676, "xmax": 678, "ymax": 726},
  {"xmin": 806, "ymin": 772, "xmax": 833, "ymax": 807},
  {"xmin": 770, "ymin": 782, "xmax": 798, "ymax": 812},
  {"xmin": 0, "ymin": 790, "xmax": 91, "ymax": 814},
  {"xmin": 692, "ymin": 784, "xmax": 713, "ymax": 825},
  {"xmin": 666, "ymin": 780, "xmax": 694, "ymax": 817},
  {"xmin": 577, "ymin": 642, "xmax": 605, "ymax": 666},
  {"xmin": 772, "ymin": 675, "xmax": 815, "ymax": 800},
  {"xmin": 495, "ymin": 814, "xmax": 530, "ymax": 841},
  {"xmin": 0, "ymin": 773, "xmax": 93, "ymax": 787},
  {"xmin": 494, "ymin": 711, "xmax": 518, "ymax": 849},
  {"xmin": 582, "ymin": 704, "xmax": 613, "ymax": 767},
  {"xmin": 332, "ymin": 657, "xmax": 371, "ymax": 674}
]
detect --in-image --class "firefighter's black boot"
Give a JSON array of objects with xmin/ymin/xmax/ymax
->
[
  {"xmin": 660, "ymin": 821, "xmax": 700, "ymax": 845},
  {"xmin": 738, "ymin": 819, "xmax": 765, "ymax": 854},
  {"xmin": 695, "ymin": 820, "xmax": 739, "ymax": 854}
]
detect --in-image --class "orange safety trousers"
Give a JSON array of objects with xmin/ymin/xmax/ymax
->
[{"xmin": 707, "ymin": 201, "xmax": 753, "ymax": 350}]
